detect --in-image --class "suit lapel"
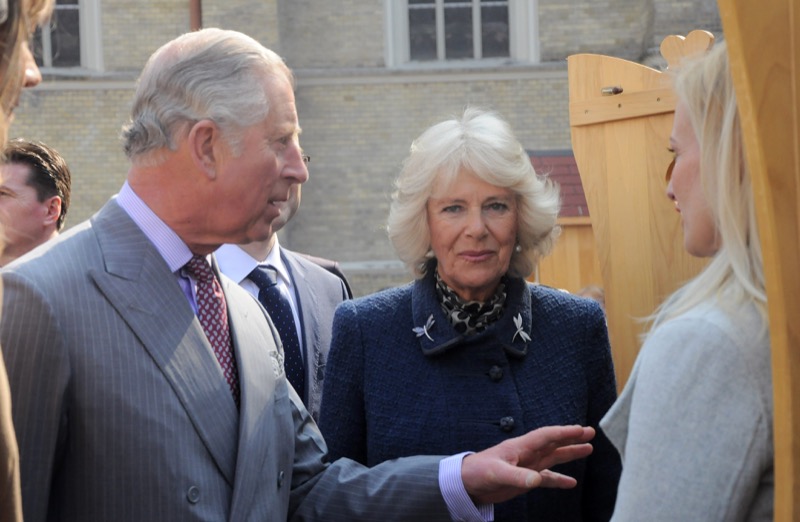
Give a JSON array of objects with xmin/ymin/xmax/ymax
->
[
  {"xmin": 221, "ymin": 273, "xmax": 283, "ymax": 518},
  {"xmin": 282, "ymin": 252, "xmax": 320, "ymax": 390},
  {"xmin": 88, "ymin": 201, "xmax": 239, "ymax": 486}
]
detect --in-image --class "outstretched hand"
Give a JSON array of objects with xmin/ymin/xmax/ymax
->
[{"xmin": 461, "ymin": 425, "xmax": 595, "ymax": 505}]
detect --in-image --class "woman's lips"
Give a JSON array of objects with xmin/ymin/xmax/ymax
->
[{"xmin": 459, "ymin": 250, "xmax": 494, "ymax": 262}]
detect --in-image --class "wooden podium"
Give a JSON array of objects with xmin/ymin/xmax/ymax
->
[{"xmin": 567, "ymin": 32, "xmax": 711, "ymax": 389}]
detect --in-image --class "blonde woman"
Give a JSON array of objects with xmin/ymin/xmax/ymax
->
[
  {"xmin": 0, "ymin": 0, "xmax": 53, "ymax": 519},
  {"xmin": 601, "ymin": 42, "xmax": 773, "ymax": 520}
]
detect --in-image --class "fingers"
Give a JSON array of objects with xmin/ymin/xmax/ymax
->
[
  {"xmin": 538, "ymin": 469, "xmax": 579, "ymax": 489},
  {"xmin": 462, "ymin": 458, "xmax": 542, "ymax": 505},
  {"xmin": 461, "ymin": 425, "xmax": 596, "ymax": 505},
  {"xmin": 506, "ymin": 427, "xmax": 593, "ymax": 487},
  {"xmin": 462, "ymin": 456, "xmax": 580, "ymax": 505},
  {"xmin": 523, "ymin": 425, "xmax": 595, "ymax": 449},
  {"xmin": 535, "ymin": 442, "xmax": 594, "ymax": 470},
  {"xmin": 514, "ymin": 425, "xmax": 595, "ymax": 468},
  {"xmin": 493, "ymin": 465, "xmax": 542, "ymax": 491}
]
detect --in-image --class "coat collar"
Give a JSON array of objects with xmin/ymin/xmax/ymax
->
[{"xmin": 411, "ymin": 270, "xmax": 532, "ymax": 357}]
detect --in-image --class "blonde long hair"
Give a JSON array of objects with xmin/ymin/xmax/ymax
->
[
  {"xmin": 0, "ymin": 0, "xmax": 53, "ymax": 274},
  {"xmin": 0, "ymin": 0, "xmax": 53, "ymax": 145},
  {"xmin": 647, "ymin": 41, "xmax": 767, "ymax": 335}
]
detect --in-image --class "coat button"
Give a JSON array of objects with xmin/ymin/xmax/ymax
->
[
  {"xmin": 277, "ymin": 470, "xmax": 285, "ymax": 488},
  {"xmin": 488, "ymin": 365, "xmax": 503, "ymax": 381},
  {"xmin": 186, "ymin": 485, "xmax": 200, "ymax": 504},
  {"xmin": 500, "ymin": 416, "xmax": 515, "ymax": 432}
]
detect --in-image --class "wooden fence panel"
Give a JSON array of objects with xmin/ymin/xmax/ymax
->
[
  {"xmin": 536, "ymin": 218, "xmax": 602, "ymax": 295},
  {"xmin": 568, "ymin": 49, "xmax": 708, "ymax": 388},
  {"xmin": 718, "ymin": 0, "xmax": 800, "ymax": 516}
]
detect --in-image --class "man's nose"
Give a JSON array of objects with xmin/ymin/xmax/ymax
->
[{"xmin": 283, "ymin": 145, "xmax": 309, "ymax": 184}]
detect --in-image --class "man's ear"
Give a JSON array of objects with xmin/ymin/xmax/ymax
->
[
  {"xmin": 43, "ymin": 196, "xmax": 61, "ymax": 227},
  {"xmin": 187, "ymin": 119, "xmax": 220, "ymax": 180}
]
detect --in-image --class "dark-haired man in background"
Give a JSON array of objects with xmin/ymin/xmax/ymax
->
[{"xmin": 0, "ymin": 138, "xmax": 71, "ymax": 265}]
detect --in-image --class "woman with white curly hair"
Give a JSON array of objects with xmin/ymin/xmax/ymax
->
[{"xmin": 320, "ymin": 107, "xmax": 621, "ymax": 521}]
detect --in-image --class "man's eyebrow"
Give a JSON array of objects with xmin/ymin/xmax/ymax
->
[{"xmin": 271, "ymin": 125, "xmax": 302, "ymax": 140}]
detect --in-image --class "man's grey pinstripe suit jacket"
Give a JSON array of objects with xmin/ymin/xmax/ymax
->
[{"xmin": 0, "ymin": 199, "xmax": 451, "ymax": 522}]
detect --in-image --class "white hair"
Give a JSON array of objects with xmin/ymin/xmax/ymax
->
[{"xmin": 387, "ymin": 107, "xmax": 561, "ymax": 279}]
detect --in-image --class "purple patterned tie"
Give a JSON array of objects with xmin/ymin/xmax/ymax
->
[{"xmin": 184, "ymin": 255, "xmax": 240, "ymax": 406}]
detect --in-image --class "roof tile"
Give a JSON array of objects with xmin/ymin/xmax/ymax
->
[{"xmin": 528, "ymin": 150, "xmax": 588, "ymax": 217}]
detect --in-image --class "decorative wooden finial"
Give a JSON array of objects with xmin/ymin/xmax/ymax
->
[{"xmin": 660, "ymin": 30, "xmax": 715, "ymax": 70}]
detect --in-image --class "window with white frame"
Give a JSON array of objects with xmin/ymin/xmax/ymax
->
[
  {"xmin": 33, "ymin": 0, "xmax": 103, "ymax": 72},
  {"xmin": 386, "ymin": 0, "xmax": 538, "ymax": 67}
]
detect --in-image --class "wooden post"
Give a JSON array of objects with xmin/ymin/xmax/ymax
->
[{"xmin": 717, "ymin": 0, "xmax": 800, "ymax": 517}]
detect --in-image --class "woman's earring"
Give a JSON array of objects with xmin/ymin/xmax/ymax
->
[{"xmin": 515, "ymin": 244, "xmax": 522, "ymax": 253}]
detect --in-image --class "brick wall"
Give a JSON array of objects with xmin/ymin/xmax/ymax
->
[
  {"xmin": 101, "ymin": 0, "xmax": 188, "ymax": 72},
  {"xmin": 10, "ymin": 0, "xmax": 721, "ymax": 296},
  {"xmin": 278, "ymin": 0, "xmax": 385, "ymax": 68},
  {"xmin": 653, "ymin": 0, "xmax": 721, "ymax": 45},
  {"xmin": 10, "ymin": 84, "xmax": 133, "ymax": 228},
  {"xmin": 539, "ymin": 0, "xmax": 654, "ymax": 61},
  {"xmin": 204, "ymin": 0, "xmax": 281, "ymax": 51}
]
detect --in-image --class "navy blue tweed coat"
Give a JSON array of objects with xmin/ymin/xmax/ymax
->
[{"xmin": 319, "ymin": 272, "xmax": 621, "ymax": 521}]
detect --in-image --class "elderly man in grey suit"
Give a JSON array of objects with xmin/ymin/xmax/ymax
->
[
  {"xmin": 217, "ymin": 183, "xmax": 351, "ymax": 421},
  {"xmin": 0, "ymin": 28, "xmax": 596, "ymax": 522}
]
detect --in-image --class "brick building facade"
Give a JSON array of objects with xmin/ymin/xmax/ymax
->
[{"xmin": 11, "ymin": 0, "xmax": 721, "ymax": 295}]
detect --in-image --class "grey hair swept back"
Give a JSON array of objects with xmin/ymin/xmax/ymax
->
[{"xmin": 122, "ymin": 28, "xmax": 293, "ymax": 162}]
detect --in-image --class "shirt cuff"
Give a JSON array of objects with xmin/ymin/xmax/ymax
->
[{"xmin": 439, "ymin": 452, "xmax": 494, "ymax": 522}]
